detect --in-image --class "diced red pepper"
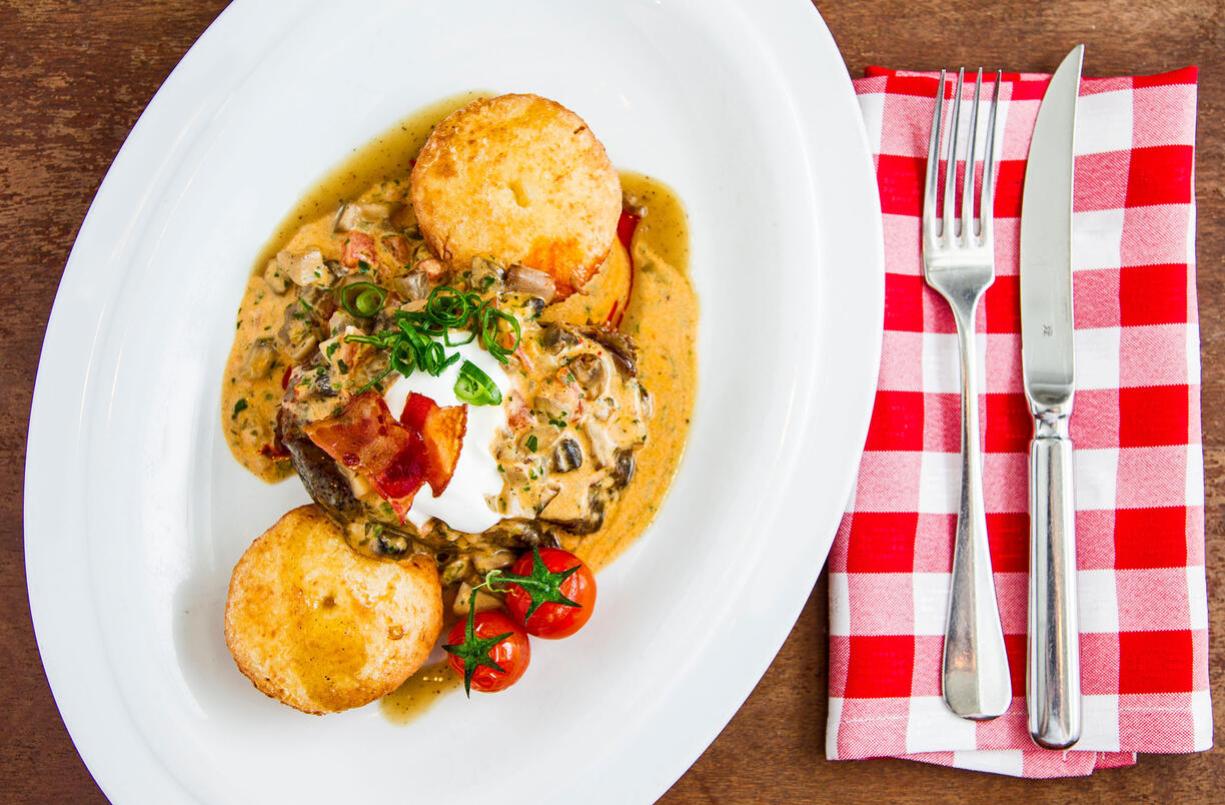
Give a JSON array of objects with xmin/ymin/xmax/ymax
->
[
  {"xmin": 260, "ymin": 439, "xmax": 289, "ymax": 460},
  {"xmin": 616, "ymin": 209, "xmax": 640, "ymax": 255},
  {"xmin": 341, "ymin": 231, "xmax": 377, "ymax": 269},
  {"xmin": 608, "ymin": 209, "xmax": 640, "ymax": 329}
]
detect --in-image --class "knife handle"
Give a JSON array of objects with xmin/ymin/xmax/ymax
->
[{"xmin": 1027, "ymin": 415, "xmax": 1081, "ymax": 749}]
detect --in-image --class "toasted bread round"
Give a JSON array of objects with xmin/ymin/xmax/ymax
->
[
  {"xmin": 411, "ymin": 93, "xmax": 621, "ymax": 297},
  {"xmin": 224, "ymin": 505, "xmax": 442, "ymax": 715}
]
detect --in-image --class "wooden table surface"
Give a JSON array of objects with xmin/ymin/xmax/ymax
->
[{"xmin": 2, "ymin": 1, "xmax": 1221, "ymax": 802}]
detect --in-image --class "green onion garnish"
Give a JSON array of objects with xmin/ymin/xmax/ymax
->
[
  {"xmin": 337, "ymin": 281, "xmax": 387, "ymax": 318},
  {"xmin": 478, "ymin": 303, "xmax": 522, "ymax": 363},
  {"xmin": 345, "ymin": 285, "xmax": 521, "ymax": 395},
  {"xmin": 454, "ymin": 360, "xmax": 503, "ymax": 406}
]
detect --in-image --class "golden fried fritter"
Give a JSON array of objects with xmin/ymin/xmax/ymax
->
[
  {"xmin": 224, "ymin": 505, "xmax": 442, "ymax": 715},
  {"xmin": 411, "ymin": 93, "xmax": 621, "ymax": 297}
]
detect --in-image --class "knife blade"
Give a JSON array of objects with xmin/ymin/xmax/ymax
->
[
  {"xmin": 1020, "ymin": 44, "xmax": 1084, "ymax": 750},
  {"xmin": 1022, "ymin": 47, "xmax": 1081, "ymax": 408}
]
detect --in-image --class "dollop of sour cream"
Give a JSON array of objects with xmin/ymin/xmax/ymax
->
[{"xmin": 381, "ymin": 337, "xmax": 510, "ymax": 534}]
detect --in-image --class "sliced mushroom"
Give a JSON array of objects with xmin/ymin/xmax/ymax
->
[
  {"xmin": 278, "ymin": 410, "xmax": 360, "ymax": 522},
  {"xmin": 569, "ymin": 352, "xmax": 607, "ymax": 397},
  {"xmin": 611, "ymin": 449, "xmax": 636, "ymax": 488},
  {"xmin": 469, "ymin": 256, "xmax": 504, "ymax": 291},
  {"xmin": 482, "ymin": 519, "xmax": 556, "ymax": 551},
  {"xmin": 524, "ymin": 296, "xmax": 546, "ymax": 319},
  {"xmin": 263, "ymin": 258, "xmax": 289, "ymax": 295},
  {"xmin": 298, "ymin": 284, "xmax": 336, "ymax": 322},
  {"xmin": 539, "ymin": 323, "xmax": 580, "ymax": 353},
  {"xmin": 552, "ymin": 438, "xmax": 583, "ymax": 473},
  {"xmin": 506, "ymin": 265, "xmax": 556, "ymax": 303},
  {"xmin": 473, "ymin": 549, "xmax": 517, "ymax": 574},
  {"xmin": 334, "ymin": 203, "xmax": 362, "ymax": 232},
  {"xmin": 334, "ymin": 202, "xmax": 391, "ymax": 233},
  {"xmin": 327, "ymin": 310, "xmax": 359, "ymax": 337},
  {"xmin": 440, "ymin": 557, "xmax": 470, "ymax": 586},
  {"xmin": 374, "ymin": 528, "xmax": 410, "ymax": 557},
  {"xmin": 279, "ymin": 304, "xmax": 318, "ymax": 362},
  {"xmin": 393, "ymin": 270, "xmax": 431, "ymax": 302},
  {"xmin": 277, "ymin": 248, "xmax": 333, "ymax": 288},
  {"xmin": 579, "ymin": 325, "xmax": 637, "ymax": 376},
  {"xmin": 242, "ymin": 337, "xmax": 277, "ymax": 379}
]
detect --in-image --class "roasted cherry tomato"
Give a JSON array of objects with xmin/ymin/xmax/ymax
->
[
  {"xmin": 504, "ymin": 548, "xmax": 596, "ymax": 639},
  {"xmin": 444, "ymin": 608, "xmax": 530, "ymax": 694}
]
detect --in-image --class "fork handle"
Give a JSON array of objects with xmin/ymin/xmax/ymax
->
[
  {"xmin": 942, "ymin": 302, "xmax": 1012, "ymax": 720},
  {"xmin": 1027, "ymin": 415, "xmax": 1081, "ymax": 748}
]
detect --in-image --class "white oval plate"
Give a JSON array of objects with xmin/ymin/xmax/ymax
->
[{"xmin": 25, "ymin": 0, "xmax": 883, "ymax": 802}]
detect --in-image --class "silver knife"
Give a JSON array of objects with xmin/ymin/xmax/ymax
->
[{"xmin": 1020, "ymin": 44, "xmax": 1084, "ymax": 750}]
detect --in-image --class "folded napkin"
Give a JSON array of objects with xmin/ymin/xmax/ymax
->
[{"xmin": 826, "ymin": 66, "xmax": 1209, "ymax": 777}]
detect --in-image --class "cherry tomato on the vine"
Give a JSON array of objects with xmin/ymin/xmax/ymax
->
[
  {"xmin": 444, "ymin": 608, "xmax": 530, "ymax": 694},
  {"xmin": 504, "ymin": 548, "xmax": 596, "ymax": 639}
]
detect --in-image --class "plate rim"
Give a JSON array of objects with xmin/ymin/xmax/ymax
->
[{"xmin": 23, "ymin": 0, "xmax": 884, "ymax": 801}]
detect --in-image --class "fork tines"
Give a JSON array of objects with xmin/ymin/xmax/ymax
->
[{"xmin": 924, "ymin": 68, "xmax": 1003, "ymax": 250}]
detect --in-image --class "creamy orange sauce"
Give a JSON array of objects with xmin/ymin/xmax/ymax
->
[
  {"xmin": 222, "ymin": 92, "xmax": 483, "ymax": 481},
  {"xmin": 572, "ymin": 173, "xmax": 695, "ymax": 571},
  {"xmin": 221, "ymin": 96, "xmax": 696, "ymax": 722},
  {"xmin": 222, "ymin": 272, "xmax": 296, "ymax": 481}
]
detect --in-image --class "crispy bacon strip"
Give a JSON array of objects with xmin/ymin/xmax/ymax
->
[
  {"xmin": 304, "ymin": 392, "xmax": 427, "ymax": 518},
  {"xmin": 303, "ymin": 391, "xmax": 469, "ymax": 522},
  {"xmin": 400, "ymin": 392, "xmax": 468, "ymax": 496}
]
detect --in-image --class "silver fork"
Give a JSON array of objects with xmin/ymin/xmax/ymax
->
[{"xmin": 924, "ymin": 68, "xmax": 1011, "ymax": 720}]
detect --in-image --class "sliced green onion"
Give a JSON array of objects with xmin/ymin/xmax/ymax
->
[
  {"xmin": 344, "ymin": 281, "xmax": 520, "ymax": 393},
  {"xmin": 337, "ymin": 282, "xmax": 387, "ymax": 318},
  {"xmin": 445, "ymin": 329, "xmax": 478, "ymax": 347},
  {"xmin": 478, "ymin": 302, "xmax": 522, "ymax": 363},
  {"xmin": 454, "ymin": 360, "xmax": 503, "ymax": 406},
  {"xmin": 425, "ymin": 286, "xmax": 478, "ymax": 327}
]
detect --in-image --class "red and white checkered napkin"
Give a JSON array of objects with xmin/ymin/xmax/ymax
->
[{"xmin": 826, "ymin": 66, "xmax": 1209, "ymax": 777}]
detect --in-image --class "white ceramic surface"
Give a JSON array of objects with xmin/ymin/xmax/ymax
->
[{"xmin": 24, "ymin": 0, "xmax": 884, "ymax": 802}]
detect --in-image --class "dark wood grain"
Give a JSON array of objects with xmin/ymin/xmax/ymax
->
[{"xmin": 0, "ymin": 1, "xmax": 1219, "ymax": 802}]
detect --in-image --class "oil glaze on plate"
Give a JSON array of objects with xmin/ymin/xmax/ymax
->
[{"xmin": 24, "ymin": 1, "xmax": 883, "ymax": 801}]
